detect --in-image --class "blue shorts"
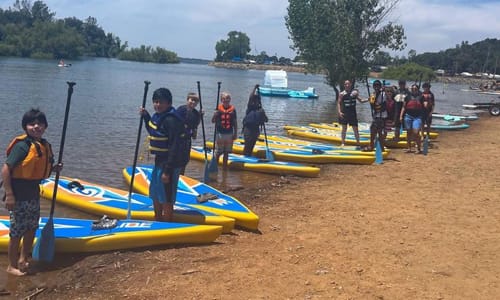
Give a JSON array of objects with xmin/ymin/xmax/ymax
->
[
  {"xmin": 149, "ymin": 165, "xmax": 181, "ymax": 204},
  {"xmin": 9, "ymin": 198, "xmax": 40, "ymax": 238},
  {"xmin": 404, "ymin": 114, "xmax": 422, "ymax": 131}
]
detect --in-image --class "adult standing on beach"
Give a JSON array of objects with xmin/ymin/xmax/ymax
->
[
  {"xmin": 393, "ymin": 79, "xmax": 410, "ymax": 142},
  {"xmin": 337, "ymin": 80, "xmax": 367, "ymax": 148},
  {"xmin": 421, "ymin": 82, "xmax": 435, "ymax": 139},
  {"xmin": 365, "ymin": 80, "xmax": 387, "ymax": 151},
  {"xmin": 400, "ymin": 84, "xmax": 425, "ymax": 153}
]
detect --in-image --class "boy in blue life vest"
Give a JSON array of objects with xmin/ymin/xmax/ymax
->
[
  {"xmin": 2, "ymin": 108, "xmax": 62, "ymax": 276},
  {"xmin": 176, "ymin": 92, "xmax": 201, "ymax": 175},
  {"xmin": 211, "ymin": 92, "xmax": 238, "ymax": 168},
  {"xmin": 140, "ymin": 88, "xmax": 191, "ymax": 221}
]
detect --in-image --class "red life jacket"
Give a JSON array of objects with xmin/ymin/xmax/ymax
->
[{"xmin": 405, "ymin": 97, "xmax": 423, "ymax": 110}]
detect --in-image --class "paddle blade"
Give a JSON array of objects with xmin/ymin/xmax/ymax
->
[
  {"xmin": 423, "ymin": 136, "xmax": 429, "ymax": 155},
  {"xmin": 208, "ymin": 156, "xmax": 218, "ymax": 173},
  {"xmin": 375, "ymin": 138, "xmax": 383, "ymax": 165},
  {"xmin": 32, "ymin": 217, "xmax": 55, "ymax": 262},
  {"xmin": 265, "ymin": 149, "xmax": 275, "ymax": 161},
  {"xmin": 203, "ymin": 162, "xmax": 210, "ymax": 183}
]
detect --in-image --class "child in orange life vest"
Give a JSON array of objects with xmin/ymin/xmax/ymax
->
[
  {"xmin": 211, "ymin": 92, "xmax": 238, "ymax": 169},
  {"xmin": 2, "ymin": 108, "xmax": 62, "ymax": 276}
]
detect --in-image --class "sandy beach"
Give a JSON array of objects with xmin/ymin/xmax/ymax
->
[{"xmin": 2, "ymin": 112, "xmax": 500, "ymax": 299}]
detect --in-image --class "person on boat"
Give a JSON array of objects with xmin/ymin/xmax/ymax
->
[
  {"xmin": 58, "ymin": 59, "xmax": 64, "ymax": 66},
  {"xmin": 140, "ymin": 88, "xmax": 191, "ymax": 221},
  {"xmin": 400, "ymin": 84, "xmax": 425, "ymax": 153},
  {"xmin": 337, "ymin": 80, "xmax": 367, "ymax": 148},
  {"xmin": 176, "ymin": 92, "xmax": 201, "ymax": 175},
  {"xmin": 364, "ymin": 80, "xmax": 388, "ymax": 151},
  {"xmin": 212, "ymin": 91, "xmax": 238, "ymax": 169},
  {"xmin": 421, "ymin": 82, "xmax": 435, "ymax": 139},
  {"xmin": 242, "ymin": 84, "xmax": 268, "ymax": 156},
  {"xmin": 393, "ymin": 79, "xmax": 410, "ymax": 142},
  {"xmin": 2, "ymin": 108, "xmax": 63, "ymax": 276}
]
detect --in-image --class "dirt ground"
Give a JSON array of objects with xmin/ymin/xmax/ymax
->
[{"xmin": 3, "ymin": 114, "xmax": 500, "ymax": 299}]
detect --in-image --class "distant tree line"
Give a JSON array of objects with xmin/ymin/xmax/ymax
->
[
  {"xmin": 0, "ymin": 0, "xmax": 179, "ymax": 63},
  {"xmin": 371, "ymin": 39, "xmax": 500, "ymax": 75}
]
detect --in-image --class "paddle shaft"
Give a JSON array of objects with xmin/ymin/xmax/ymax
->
[
  {"xmin": 197, "ymin": 81, "xmax": 208, "ymax": 162},
  {"xmin": 212, "ymin": 82, "xmax": 221, "ymax": 153},
  {"xmin": 49, "ymin": 82, "xmax": 76, "ymax": 216},
  {"xmin": 127, "ymin": 81, "xmax": 151, "ymax": 219}
]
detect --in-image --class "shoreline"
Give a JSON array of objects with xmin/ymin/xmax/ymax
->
[{"xmin": 209, "ymin": 61, "xmax": 492, "ymax": 86}]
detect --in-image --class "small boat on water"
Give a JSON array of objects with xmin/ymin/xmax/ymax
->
[{"xmin": 258, "ymin": 70, "xmax": 318, "ymax": 99}]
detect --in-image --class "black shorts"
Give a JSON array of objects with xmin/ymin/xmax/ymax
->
[{"xmin": 339, "ymin": 113, "xmax": 358, "ymax": 127}]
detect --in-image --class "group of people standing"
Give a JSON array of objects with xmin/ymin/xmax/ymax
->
[
  {"xmin": 140, "ymin": 84, "xmax": 267, "ymax": 223},
  {"xmin": 337, "ymin": 78, "xmax": 435, "ymax": 153},
  {"xmin": 2, "ymin": 84, "xmax": 268, "ymax": 276}
]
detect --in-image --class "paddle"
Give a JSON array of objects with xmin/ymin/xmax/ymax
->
[
  {"xmin": 208, "ymin": 82, "xmax": 221, "ymax": 174},
  {"xmin": 127, "ymin": 81, "xmax": 151, "ymax": 219},
  {"xmin": 33, "ymin": 81, "xmax": 76, "ymax": 263},
  {"xmin": 375, "ymin": 136, "xmax": 383, "ymax": 164},
  {"xmin": 255, "ymin": 85, "xmax": 274, "ymax": 161},
  {"xmin": 423, "ymin": 135, "xmax": 429, "ymax": 155},
  {"xmin": 197, "ymin": 81, "xmax": 210, "ymax": 182}
]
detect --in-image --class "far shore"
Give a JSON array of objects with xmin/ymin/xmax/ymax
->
[{"xmin": 209, "ymin": 61, "xmax": 493, "ymax": 86}]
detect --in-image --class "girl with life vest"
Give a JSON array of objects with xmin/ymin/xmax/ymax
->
[
  {"xmin": 2, "ymin": 108, "xmax": 62, "ymax": 276},
  {"xmin": 400, "ymin": 84, "xmax": 425, "ymax": 153},
  {"xmin": 211, "ymin": 91, "xmax": 238, "ymax": 168}
]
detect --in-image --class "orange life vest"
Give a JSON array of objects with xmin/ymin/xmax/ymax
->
[
  {"xmin": 6, "ymin": 134, "xmax": 53, "ymax": 180},
  {"xmin": 217, "ymin": 104, "xmax": 235, "ymax": 130}
]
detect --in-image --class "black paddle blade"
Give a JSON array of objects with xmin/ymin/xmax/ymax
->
[{"xmin": 32, "ymin": 217, "xmax": 55, "ymax": 262}]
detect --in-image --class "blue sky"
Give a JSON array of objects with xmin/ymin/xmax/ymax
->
[{"xmin": 1, "ymin": 0, "xmax": 499, "ymax": 60}]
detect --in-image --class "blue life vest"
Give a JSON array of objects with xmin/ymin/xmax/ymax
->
[{"xmin": 147, "ymin": 108, "xmax": 188, "ymax": 156}]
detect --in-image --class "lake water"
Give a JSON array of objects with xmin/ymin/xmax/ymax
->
[{"xmin": 0, "ymin": 57, "xmax": 493, "ymax": 218}]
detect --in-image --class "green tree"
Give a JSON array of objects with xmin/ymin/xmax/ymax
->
[
  {"xmin": 215, "ymin": 31, "xmax": 250, "ymax": 61},
  {"xmin": 285, "ymin": 0, "xmax": 406, "ymax": 98},
  {"xmin": 381, "ymin": 62, "xmax": 435, "ymax": 83}
]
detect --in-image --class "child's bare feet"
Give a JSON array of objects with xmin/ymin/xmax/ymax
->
[
  {"xmin": 6, "ymin": 265, "xmax": 26, "ymax": 276},
  {"xmin": 18, "ymin": 260, "xmax": 30, "ymax": 273}
]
